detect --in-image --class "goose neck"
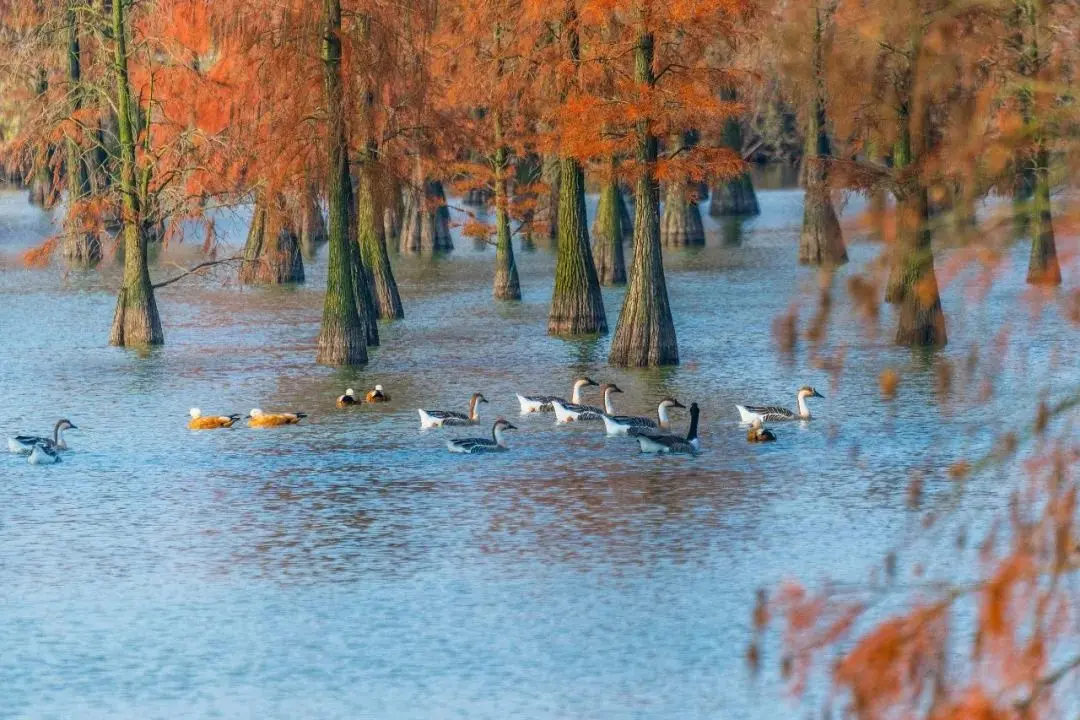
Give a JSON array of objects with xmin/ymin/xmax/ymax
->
[
  {"xmin": 603, "ymin": 388, "xmax": 617, "ymax": 415},
  {"xmin": 686, "ymin": 408, "xmax": 700, "ymax": 442},
  {"xmin": 657, "ymin": 403, "xmax": 671, "ymax": 428},
  {"xmin": 797, "ymin": 393, "xmax": 811, "ymax": 419}
]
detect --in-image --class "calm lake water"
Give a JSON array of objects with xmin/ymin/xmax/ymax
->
[{"xmin": 1, "ymin": 178, "xmax": 1076, "ymax": 718}]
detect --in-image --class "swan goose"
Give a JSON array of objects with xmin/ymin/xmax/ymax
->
[
  {"xmin": 419, "ymin": 393, "xmax": 488, "ymax": 428},
  {"xmin": 247, "ymin": 408, "xmax": 308, "ymax": 427},
  {"xmin": 602, "ymin": 397, "xmax": 685, "ymax": 436},
  {"xmin": 517, "ymin": 377, "xmax": 597, "ymax": 414},
  {"xmin": 28, "ymin": 441, "xmax": 62, "ymax": 465},
  {"xmin": 447, "ymin": 418, "xmax": 517, "ymax": 454},
  {"xmin": 552, "ymin": 383, "xmax": 622, "ymax": 423},
  {"xmin": 8, "ymin": 419, "xmax": 77, "ymax": 454},
  {"xmin": 636, "ymin": 403, "xmax": 701, "ymax": 455},
  {"xmin": 188, "ymin": 408, "xmax": 242, "ymax": 430},
  {"xmin": 736, "ymin": 386, "xmax": 823, "ymax": 423}
]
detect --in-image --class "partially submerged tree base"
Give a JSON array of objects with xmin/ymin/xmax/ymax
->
[
  {"xmin": 799, "ymin": 186, "xmax": 847, "ymax": 265},
  {"xmin": 61, "ymin": 231, "xmax": 102, "ymax": 266},
  {"xmin": 239, "ymin": 200, "xmax": 305, "ymax": 285},
  {"xmin": 400, "ymin": 178, "xmax": 452, "ymax": 254},
  {"xmin": 709, "ymin": 172, "xmax": 760, "ymax": 217},
  {"xmin": 549, "ymin": 158, "xmax": 606, "ymax": 335},
  {"xmin": 109, "ymin": 275, "xmax": 163, "ymax": 348},
  {"xmin": 300, "ymin": 189, "xmax": 327, "ymax": 259},
  {"xmin": 661, "ymin": 182, "xmax": 705, "ymax": 247},
  {"xmin": 592, "ymin": 180, "xmax": 627, "ymax": 285},
  {"xmin": 890, "ymin": 193, "xmax": 947, "ymax": 347}
]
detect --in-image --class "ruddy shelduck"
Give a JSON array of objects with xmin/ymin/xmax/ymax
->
[
  {"xmin": 188, "ymin": 408, "xmax": 242, "ymax": 430},
  {"xmin": 247, "ymin": 408, "xmax": 308, "ymax": 427}
]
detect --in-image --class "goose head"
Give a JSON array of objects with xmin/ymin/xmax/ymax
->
[
  {"xmin": 798, "ymin": 386, "xmax": 824, "ymax": 399},
  {"xmin": 55, "ymin": 418, "xmax": 78, "ymax": 432},
  {"xmin": 574, "ymin": 377, "xmax": 599, "ymax": 390},
  {"xmin": 471, "ymin": 392, "xmax": 489, "ymax": 405},
  {"xmin": 656, "ymin": 398, "xmax": 684, "ymax": 427},
  {"xmin": 492, "ymin": 417, "xmax": 518, "ymax": 447},
  {"xmin": 469, "ymin": 393, "xmax": 488, "ymax": 419},
  {"xmin": 600, "ymin": 383, "xmax": 623, "ymax": 396},
  {"xmin": 658, "ymin": 397, "xmax": 686, "ymax": 410}
]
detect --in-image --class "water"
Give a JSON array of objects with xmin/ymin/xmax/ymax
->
[{"xmin": 1, "ymin": 182, "xmax": 1076, "ymax": 718}]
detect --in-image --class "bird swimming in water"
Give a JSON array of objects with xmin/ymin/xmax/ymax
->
[
  {"xmin": 736, "ymin": 386, "xmax": 823, "ymax": 423},
  {"xmin": 247, "ymin": 409, "xmax": 308, "ymax": 427},
  {"xmin": 8, "ymin": 419, "xmax": 77, "ymax": 454},
  {"xmin": 446, "ymin": 418, "xmax": 517, "ymax": 454},
  {"xmin": 187, "ymin": 408, "xmax": 242, "ymax": 430},
  {"xmin": 418, "ymin": 393, "xmax": 488, "ymax": 428},
  {"xmin": 746, "ymin": 419, "xmax": 777, "ymax": 443},
  {"xmin": 636, "ymin": 403, "xmax": 701, "ymax": 455},
  {"xmin": 336, "ymin": 389, "xmax": 358, "ymax": 407},
  {"xmin": 517, "ymin": 377, "xmax": 598, "ymax": 414},
  {"xmin": 365, "ymin": 385, "xmax": 390, "ymax": 403},
  {"xmin": 27, "ymin": 441, "xmax": 62, "ymax": 465}
]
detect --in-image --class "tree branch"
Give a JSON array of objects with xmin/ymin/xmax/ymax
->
[{"xmin": 151, "ymin": 256, "xmax": 244, "ymax": 289}]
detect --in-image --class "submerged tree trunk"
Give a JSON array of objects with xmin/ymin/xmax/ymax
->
[
  {"xmin": 710, "ymin": 90, "xmax": 759, "ymax": 217},
  {"xmin": 399, "ymin": 157, "xmax": 453, "ymax": 255},
  {"xmin": 317, "ymin": 0, "xmax": 366, "ymax": 365},
  {"xmin": 382, "ymin": 171, "xmax": 404, "ymax": 250},
  {"xmin": 239, "ymin": 195, "xmax": 305, "ymax": 284},
  {"xmin": 617, "ymin": 182, "xmax": 634, "ymax": 239},
  {"xmin": 1026, "ymin": 144, "xmax": 1061, "ymax": 285},
  {"xmin": 61, "ymin": 2, "xmax": 100, "ymax": 265},
  {"xmin": 798, "ymin": 9, "xmax": 847, "ymax": 266},
  {"xmin": 358, "ymin": 155, "xmax": 404, "ymax": 318},
  {"xmin": 28, "ymin": 68, "xmax": 55, "ymax": 208},
  {"xmin": 548, "ymin": 157, "xmax": 606, "ymax": 334},
  {"xmin": 299, "ymin": 182, "xmax": 327, "ymax": 259},
  {"xmin": 492, "ymin": 115, "xmax": 520, "ymax": 300},
  {"xmin": 661, "ymin": 133, "xmax": 705, "ymax": 247},
  {"xmin": 108, "ymin": 0, "xmax": 162, "ymax": 347},
  {"xmin": 609, "ymin": 32, "xmax": 678, "ymax": 367},
  {"xmin": 514, "ymin": 152, "xmax": 541, "ymax": 251},
  {"xmin": 542, "ymin": 152, "xmax": 560, "ymax": 246},
  {"xmin": 893, "ymin": 189, "xmax": 947, "ymax": 346},
  {"xmin": 592, "ymin": 173, "xmax": 627, "ymax": 285}
]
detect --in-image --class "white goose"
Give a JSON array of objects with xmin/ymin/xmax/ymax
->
[
  {"xmin": 637, "ymin": 403, "xmax": 701, "ymax": 455},
  {"xmin": 28, "ymin": 441, "xmax": 62, "ymax": 465},
  {"xmin": 602, "ymin": 397, "xmax": 685, "ymax": 436},
  {"xmin": 419, "ymin": 393, "xmax": 488, "ymax": 428},
  {"xmin": 446, "ymin": 418, "xmax": 517, "ymax": 454},
  {"xmin": 552, "ymin": 383, "xmax": 621, "ymax": 423},
  {"xmin": 8, "ymin": 419, "xmax": 77, "ymax": 454},
  {"xmin": 736, "ymin": 386, "xmax": 823, "ymax": 423},
  {"xmin": 517, "ymin": 377, "xmax": 598, "ymax": 414}
]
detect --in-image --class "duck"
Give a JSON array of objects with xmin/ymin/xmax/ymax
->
[
  {"xmin": 365, "ymin": 385, "xmax": 390, "ymax": 403},
  {"xmin": 636, "ymin": 403, "xmax": 701, "ymax": 455},
  {"xmin": 552, "ymin": 383, "xmax": 622, "ymax": 423},
  {"xmin": 446, "ymin": 418, "xmax": 517, "ymax": 454},
  {"xmin": 28, "ymin": 441, "xmax": 62, "ymax": 465},
  {"xmin": 336, "ymin": 389, "xmax": 358, "ymax": 407},
  {"xmin": 247, "ymin": 408, "xmax": 308, "ymax": 427},
  {"xmin": 517, "ymin": 377, "xmax": 598, "ymax": 414},
  {"xmin": 8, "ymin": 419, "xmax": 77, "ymax": 454},
  {"xmin": 736, "ymin": 386, "xmax": 823, "ymax": 423},
  {"xmin": 418, "ymin": 393, "xmax": 488, "ymax": 428},
  {"xmin": 602, "ymin": 397, "xmax": 685, "ymax": 436},
  {"xmin": 187, "ymin": 408, "xmax": 242, "ymax": 430},
  {"xmin": 746, "ymin": 419, "xmax": 777, "ymax": 443}
]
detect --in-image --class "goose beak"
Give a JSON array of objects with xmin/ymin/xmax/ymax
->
[
  {"xmin": 673, "ymin": 401, "xmax": 686, "ymax": 409},
  {"xmin": 585, "ymin": 378, "xmax": 598, "ymax": 386},
  {"xmin": 813, "ymin": 390, "xmax": 824, "ymax": 398},
  {"xmin": 612, "ymin": 386, "xmax": 624, "ymax": 394},
  {"xmin": 480, "ymin": 397, "xmax": 489, "ymax": 404},
  {"xmin": 68, "ymin": 424, "xmax": 79, "ymax": 430},
  {"xmin": 506, "ymin": 423, "xmax": 518, "ymax": 430}
]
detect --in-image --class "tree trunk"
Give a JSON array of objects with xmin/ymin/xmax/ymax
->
[
  {"xmin": 710, "ymin": 90, "xmax": 759, "ymax": 217},
  {"xmin": 382, "ymin": 171, "xmax": 403, "ymax": 250},
  {"xmin": 1026, "ymin": 143, "xmax": 1061, "ymax": 285},
  {"xmin": 28, "ymin": 68, "xmax": 55, "ymax": 208},
  {"xmin": 893, "ymin": 189, "xmax": 946, "ymax": 346},
  {"xmin": 592, "ymin": 175, "xmax": 627, "ymax": 285},
  {"xmin": 548, "ymin": 158, "xmax": 606, "ymax": 334},
  {"xmin": 798, "ymin": 10, "xmax": 847, "ymax": 266},
  {"xmin": 108, "ymin": 0, "xmax": 162, "ymax": 347},
  {"xmin": 399, "ymin": 157, "xmax": 452, "ymax": 255},
  {"xmin": 61, "ymin": 2, "xmax": 100, "ymax": 265},
  {"xmin": 514, "ymin": 152, "xmax": 541, "ymax": 251},
  {"xmin": 492, "ymin": 116, "xmax": 521, "ymax": 300},
  {"xmin": 542, "ymin": 152, "xmax": 560, "ymax": 246},
  {"xmin": 239, "ymin": 195, "xmax": 305, "ymax": 284},
  {"xmin": 300, "ymin": 182, "xmax": 326, "ymax": 259},
  {"xmin": 661, "ymin": 181, "xmax": 705, "ymax": 247},
  {"xmin": 609, "ymin": 32, "xmax": 678, "ymax": 367},
  {"xmin": 358, "ymin": 154, "xmax": 405, "ymax": 318},
  {"xmin": 317, "ymin": 0, "xmax": 367, "ymax": 366}
]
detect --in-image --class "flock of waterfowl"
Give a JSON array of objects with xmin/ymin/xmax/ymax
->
[{"xmin": 6, "ymin": 378, "xmax": 825, "ymax": 465}]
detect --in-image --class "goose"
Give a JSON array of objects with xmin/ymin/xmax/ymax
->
[
  {"xmin": 8, "ymin": 419, "xmax": 77, "ymax": 454},
  {"xmin": 636, "ymin": 403, "xmax": 701, "ymax": 455},
  {"xmin": 747, "ymin": 419, "xmax": 777, "ymax": 443},
  {"xmin": 552, "ymin": 383, "xmax": 621, "ymax": 423},
  {"xmin": 365, "ymin": 385, "xmax": 390, "ymax": 403},
  {"xmin": 517, "ymin": 377, "xmax": 598, "ymax": 414},
  {"xmin": 446, "ymin": 418, "xmax": 517, "ymax": 454},
  {"xmin": 336, "ymin": 389, "xmax": 358, "ymax": 407},
  {"xmin": 188, "ymin": 408, "xmax": 242, "ymax": 430},
  {"xmin": 247, "ymin": 408, "xmax": 308, "ymax": 427},
  {"xmin": 736, "ymin": 386, "xmax": 823, "ymax": 423},
  {"xmin": 418, "ymin": 393, "xmax": 488, "ymax": 428},
  {"xmin": 602, "ymin": 397, "xmax": 685, "ymax": 436},
  {"xmin": 28, "ymin": 441, "xmax": 61, "ymax": 465}
]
